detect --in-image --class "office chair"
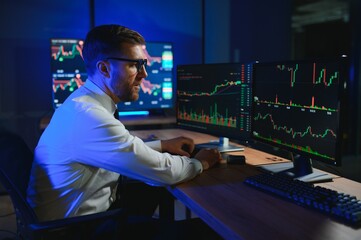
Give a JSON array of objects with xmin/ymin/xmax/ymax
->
[{"xmin": 0, "ymin": 130, "xmax": 126, "ymax": 240}]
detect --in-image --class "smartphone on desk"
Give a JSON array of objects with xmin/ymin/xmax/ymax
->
[{"xmin": 225, "ymin": 155, "xmax": 246, "ymax": 165}]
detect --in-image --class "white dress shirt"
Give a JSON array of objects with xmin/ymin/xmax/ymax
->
[{"xmin": 26, "ymin": 80, "xmax": 202, "ymax": 221}]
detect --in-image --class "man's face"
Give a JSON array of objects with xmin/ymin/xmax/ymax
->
[{"xmin": 108, "ymin": 43, "xmax": 148, "ymax": 103}]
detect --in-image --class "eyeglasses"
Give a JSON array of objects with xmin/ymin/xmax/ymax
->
[{"xmin": 106, "ymin": 57, "xmax": 147, "ymax": 73}]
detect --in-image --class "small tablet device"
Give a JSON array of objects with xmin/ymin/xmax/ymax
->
[{"xmin": 194, "ymin": 142, "xmax": 244, "ymax": 152}]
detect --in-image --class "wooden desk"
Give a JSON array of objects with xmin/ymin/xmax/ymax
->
[
  {"xmin": 131, "ymin": 128, "xmax": 291, "ymax": 165},
  {"xmin": 131, "ymin": 129, "xmax": 361, "ymax": 240}
]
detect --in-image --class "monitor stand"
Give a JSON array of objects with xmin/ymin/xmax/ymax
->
[
  {"xmin": 195, "ymin": 137, "xmax": 244, "ymax": 153},
  {"xmin": 259, "ymin": 154, "xmax": 335, "ymax": 183}
]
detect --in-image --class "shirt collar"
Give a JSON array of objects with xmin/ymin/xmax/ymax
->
[{"xmin": 83, "ymin": 80, "xmax": 118, "ymax": 115}]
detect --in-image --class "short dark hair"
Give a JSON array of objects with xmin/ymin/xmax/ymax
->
[{"xmin": 82, "ymin": 24, "xmax": 145, "ymax": 76}]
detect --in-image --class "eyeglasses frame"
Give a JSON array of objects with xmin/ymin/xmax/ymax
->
[{"xmin": 105, "ymin": 57, "xmax": 147, "ymax": 73}]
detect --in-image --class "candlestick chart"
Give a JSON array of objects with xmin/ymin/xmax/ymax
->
[
  {"xmin": 176, "ymin": 63, "xmax": 253, "ymax": 141},
  {"xmin": 51, "ymin": 39, "xmax": 87, "ymax": 108},
  {"xmin": 252, "ymin": 60, "xmax": 344, "ymax": 162}
]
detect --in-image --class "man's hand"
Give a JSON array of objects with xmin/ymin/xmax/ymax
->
[
  {"xmin": 194, "ymin": 148, "xmax": 222, "ymax": 170},
  {"xmin": 161, "ymin": 136, "xmax": 195, "ymax": 157}
]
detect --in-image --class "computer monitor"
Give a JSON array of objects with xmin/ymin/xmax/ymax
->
[
  {"xmin": 51, "ymin": 40, "xmax": 174, "ymax": 115},
  {"xmin": 251, "ymin": 58, "xmax": 348, "ymax": 178},
  {"xmin": 51, "ymin": 38, "xmax": 87, "ymax": 108},
  {"xmin": 176, "ymin": 63, "xmax": 253, "ymax": 148},
  {"xmin": 117, "ymin": 42, "xmax": 174, "ymax": 115}
]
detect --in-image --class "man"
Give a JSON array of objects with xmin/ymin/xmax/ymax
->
[{"xmin": 26, "ymin": 24, "xmax": 221, "ymax": 226}]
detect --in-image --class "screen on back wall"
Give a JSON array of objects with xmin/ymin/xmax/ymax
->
[
  {"xmin": 51, "ymin": 39, "xmax": 174, "ymax": 113},
  {"xmin": 51, "ymin": 38, "xmax": 87, "ymax": 109}
]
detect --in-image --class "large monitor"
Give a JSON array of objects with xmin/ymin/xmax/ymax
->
[
  {"xmin": 51, "ymin": 40, "xmax": 175, "ymax": 114},
  {"xmin": 51, "ymin": 38, "xmax": 87, "ymax": 108},
  {"xmin": 251, "ymin": 58, "xmax": 348, "ymax": 178},
  {"xmin": 176, "ymin": 63, "xmax": 253, "ymax": 146},
  {"xmin": 117, "ymin": 42, "xmax": 174, "ymax": 114}
]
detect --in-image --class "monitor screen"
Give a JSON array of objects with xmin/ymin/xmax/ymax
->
[
  {"xmin": 51, "ymin": 40, "xmax": 174, "ymax": 114},
  {"xmin": 176, "ymin": 63, "xmax": 253, "ymax": 143},
  {"xmin": 251, "ymin": 59, "xmax": 348, "ymax": 173},
  {"xmin": 117, "ymin": 42, "xmax": 174, "ymax": 113},
  {"xmin": 51, "ymin": 38, "xmax": 87, "ymax": 108}
]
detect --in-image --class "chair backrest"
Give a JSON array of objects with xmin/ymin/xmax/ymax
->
[{"xmin": 0, "ymin": 130, "xmax": 39, "ymax": 228}]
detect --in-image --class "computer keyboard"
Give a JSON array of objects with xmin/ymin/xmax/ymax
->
[{"xmin": 244, "ymin": 172, "xmax": 361, "ymax": 227}]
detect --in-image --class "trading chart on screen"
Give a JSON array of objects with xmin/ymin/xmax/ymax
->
[
  {"xmin": 252, "ymin": 61, "xmax": 343, "ymax": 162},
  {"xmin": 176, "ymin": 63, "xmax": 253, "ymax": 141},
  {"xmin": 51, "ymin": 38, "xmax": 87, "ymax": 108}
]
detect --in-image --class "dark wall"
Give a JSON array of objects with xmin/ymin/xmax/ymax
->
[
  {"xmin": 0, "ymin": 0, "xmax": 90, "ymax": 114},
  {"xmin": 230, "ymin": 0, "xmax": 292, "ymax": 62},
  {"xmin": 94, "ymin": 0, "xmax": 203, "ymax": 66},
  {"xmin": 350, "ymin": 0, "xmax": 361, "ymax": 154},
  {"xmin": 0, "ymin": 0, "xmax": 91, "ymax": 148}
]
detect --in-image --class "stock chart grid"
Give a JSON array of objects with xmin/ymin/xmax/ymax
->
[
  {"xmin": 252, "ymin": 61, "xmax": 342, "ymax": 163},
  {"xmin": 51, "ymin": 39, "xmax": 87, "ymax": 108},
  {"xmin": 51, "ymin": 40, "xmax": 174, "ymax": 111},
  {"xmin": 176, "ymin": 63, "xmax": 253, "ymax": 141}
]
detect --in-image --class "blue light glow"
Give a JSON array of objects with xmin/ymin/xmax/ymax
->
[{"xmin": 119, "ymin": 111, "xmax": 150, "ymax": 116}]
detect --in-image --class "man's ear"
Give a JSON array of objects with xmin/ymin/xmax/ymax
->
[{"xmin": 96, "ymin": 60, "xmax": 110, "ymax": 78}]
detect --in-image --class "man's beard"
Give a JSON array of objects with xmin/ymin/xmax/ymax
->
[{"xmin": 119, "ymin": 85, "xmax": 140, "ymax": 102}]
